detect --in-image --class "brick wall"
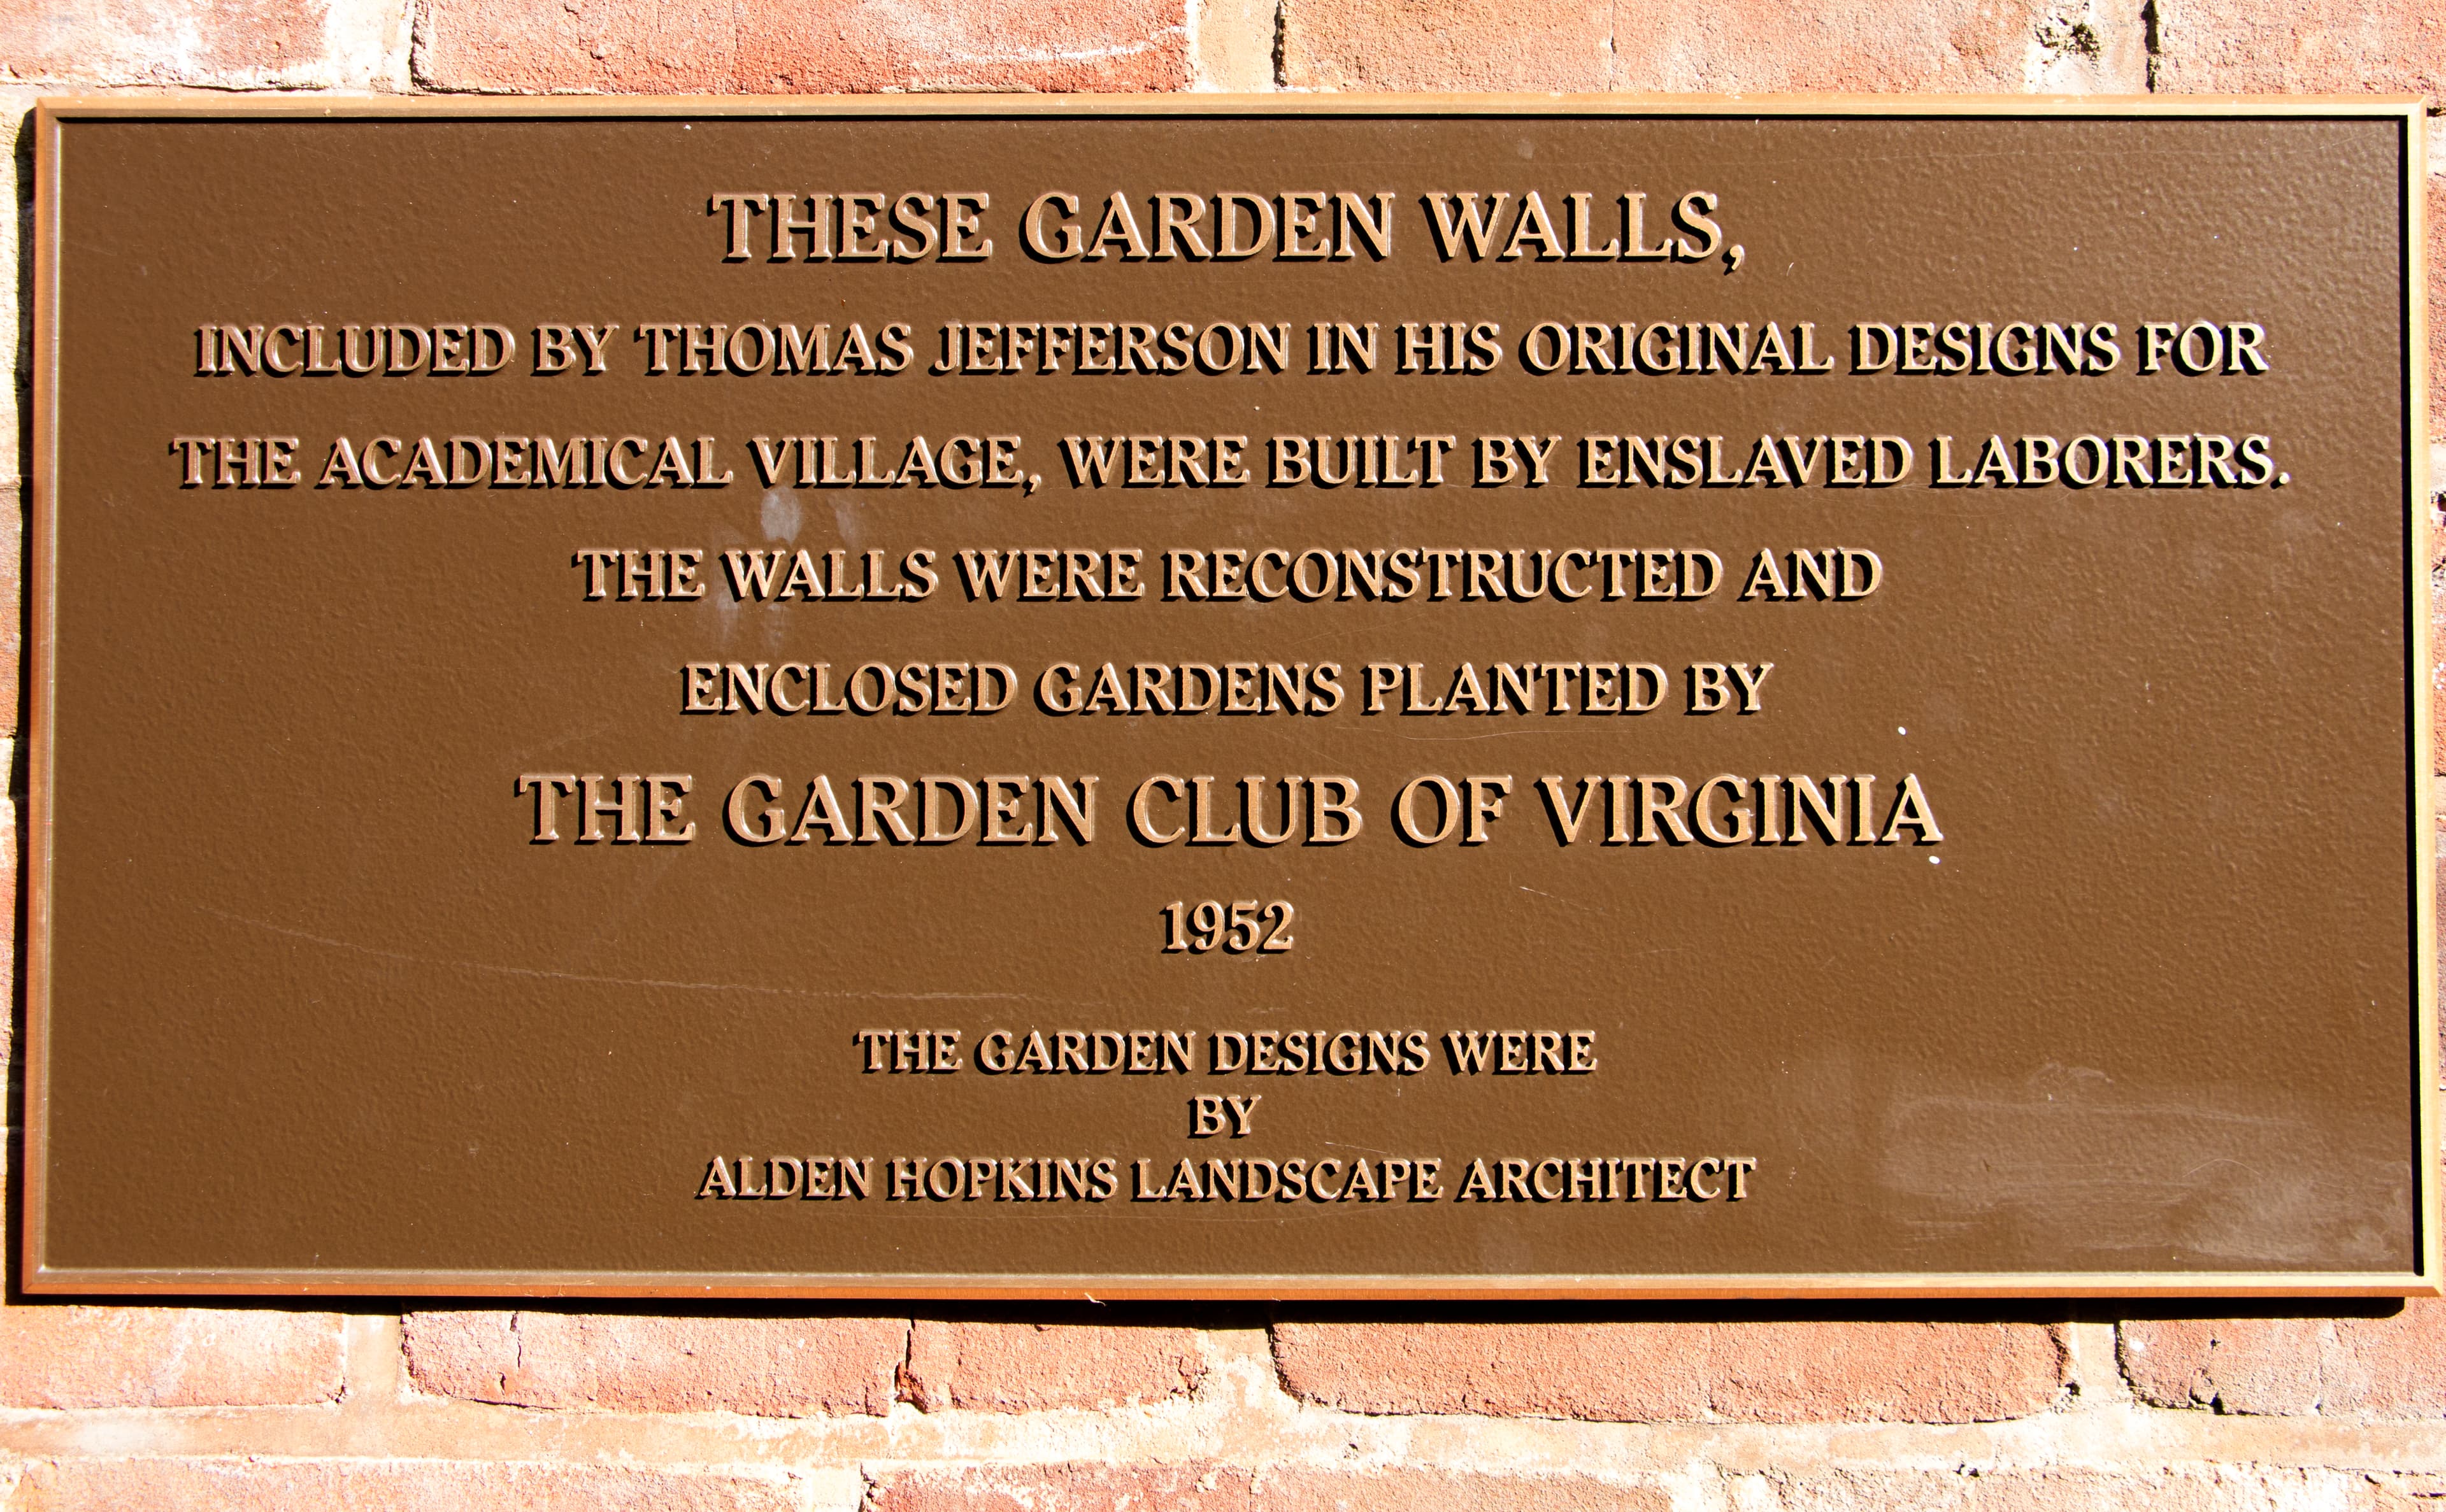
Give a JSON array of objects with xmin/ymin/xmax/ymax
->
[{"xmin": 1, "ymin": 3, "xmax": 2442, "ymax": 1507}]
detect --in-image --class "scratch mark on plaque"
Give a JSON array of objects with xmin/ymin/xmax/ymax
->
[
  {"xmin": 1515, "ymin": 883, "xmax": 1603, "ymax": 918},
  {"xmin": 199, "ymin": 908, "xmax": 1043, "ymax": 1004},
  {"xmin": 1322, "ymin": 1140, "xmax": 1396, "ymax": 1159},
  {"xmin": 2178, "ymin": 1155, "xmax": 2263, "ymax": 1184},
  {"xmin": 1396, "ymin": 729, "xmax": 1557, "ymax": 743}
]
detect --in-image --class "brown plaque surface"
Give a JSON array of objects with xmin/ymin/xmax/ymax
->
[{"xmin": 24, "ymin": 97, "xmax": 2436, "ymax": 1297}]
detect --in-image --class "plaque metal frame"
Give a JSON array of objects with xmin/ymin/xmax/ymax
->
[{"xmin": 20, "ymin": 94, "xmax": 2437, "ymax": 1299}]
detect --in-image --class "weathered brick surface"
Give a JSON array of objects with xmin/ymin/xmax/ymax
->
[
  {"xmin": 903, "ymin": 1320, "xmax": 1205, "ymax": 1411},
  {"xmin": 1704, "ymin": 1320, "xmax": 2068, "ymax": 1422},
  {"xmin": 2151, "ymin": 0, "xmax": 2443, "ymax": 99},
  {"xmin": 1757, "ymin": 1466, "xmax": 2386, "ymax": 1510},
  {"xmin": 1277, "ymin": 1318, "xmax": 1709, "ymax": 1420},
  {"xmin": 4, "ymin": 1458, "xmax": 801, "ymax": 1511},
  {"xmin": 0, "ymin": 1306, "xmax": 343, "ymax": 1409},
  {"xmin": 0, "ymin": 89, "xmax": 29, "ymax": 494},
  {"xmin": 1281, "ymin": 0, "xmax": 1612, "ymax": 92},
  {"xmin": 1271, "ymin": 1320, "xmax": 2066, "ymax": 1423},
  {"xmin": 2372, "ymin": 1475, "xmax": 2446, "ymax": 1512},
  {"xmin": 0, "ymin": 748, "xmax": 17, "ymax": 1002},
  {"xmin": 1196, "ymin": 0, "xmax": 1277, "ymax": 90},
  {"xmin": 0, "ymin": 0, "xmax": 394, "ymax": 89},
  {"xmin": 1281, "ymin": 0, "xmax": 2143, "ymax": 93},
  {"xmin": 2430, "ymin": 173, "xmax": 2444, "ymax": 464},
  {"xmin": 0, "ymin": 517, "xmax": 21, "ymax": 737},
  {"xmin": 403, "ymin": 1311, "xmax": 903, "ymax": 1416},
  {"xmin": 2433, "ymin": 582, "xmax": 2445, "ymax": 774},
  {"xmin": 413, "ymin": 0, "xmax": 1192, "ymax": 95},
  {"xmin": 2120, "ymin": 1303, "xmax": 2446, "ymax": 1417},
  {"xmin": 2424, "ymin": 156, "xmax": 2442, "ymax": 790},
  {"xmin": 868, "ymin": 1465, "xmax": 1671, "ymax": 1511}
]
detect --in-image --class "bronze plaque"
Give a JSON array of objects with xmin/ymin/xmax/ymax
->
[{"xmin": 24, "ymin": 97, "xmax": 2436, "ymax": 1297}]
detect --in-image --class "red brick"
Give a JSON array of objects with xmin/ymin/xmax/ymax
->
[
  {"xmin": 2121, "ymin": 1302, "xmax": 2446, "ymax": 1417},
  {"xmin": 0, "ymin": 0, "xmax": 341, "ymax": 88},
  {"xmin": 403, "ymin": 1310, "xmax": 903, "ymax": 1416},
  {"xmin": 1281, "ymin": 0, "xmax": 2133, "ymax": 93},
  {"xmin": 1273, "ymin": 1319, "xmax": 1706, "ymax": 1420},
  {"xmin": 2430, "ymin": 173, "xmax": 2444, "ymax": 471},
  {"xmin": 1272, "ymin": 1320, "xmax": 2064, "ymax": 1423},
  {"xmin": 1761, "ymin": 1466, "xmax": 2373, "ymax": 1510},
  {"xmin": 0, "ymin": 743, "xmax": 17, "ymax": 1008},
  {"xmin": 2327, "ymin": 1303, "xmax": 2446, "ymax": 1414},
  {"xmin": 0, "ymin": 1305, "xmax": 342, "ymax": 1409},
  {"xmin": 1608, "ymin": 0, "xmax": 2131, "ymax": 90},
  {"xmin": 2373, "ymin": 1475, "xmax": 2446, "ymax": 1512},
  {"xmin": 867, "ymin": 1465, "xmax": 1671, "ymax": 1512},
  {"xmin": 7, "ymin": 1458, "xmax": 800, "ymax": 1511},
  {"xmin": 2118, "ymin": 1317, "xmax": 2328, "ymax": 1413},
  {"xmin": 0, "ymin": 506, "xmax": 22, "ymax": 739},
  {"xmin": 412, "ymin": 0, "xmax": 1191, "ymax": 94},
  {"xmin": 2434, "ymin": 601, "xmax": 2446, "ymax": 774},
  {"xmin": 1281, "ymin": 0, "xmax": 1612, "ymax": 91},
  {"xmin": 2152, "ymin": 0, "xmax": 2443, "ymax": 99},
  {"xmin": 1705, "ymin": 1319, "xmax": 2066, "ymax": 1422},
  {"xmin": 904, "ymin": 1319, "xmax": 1205, "ymax": 1411}
]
